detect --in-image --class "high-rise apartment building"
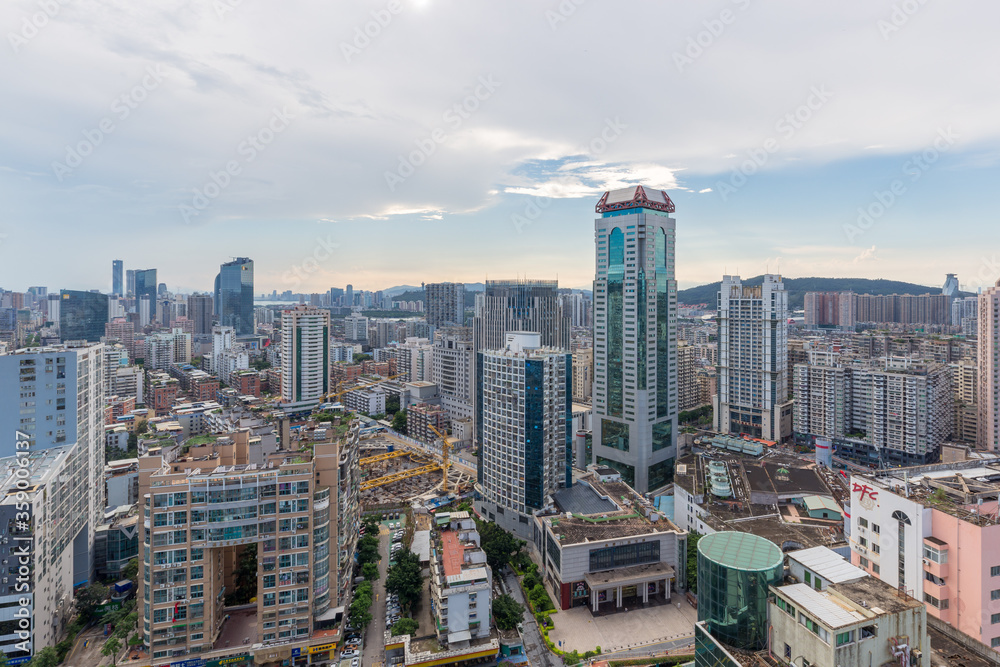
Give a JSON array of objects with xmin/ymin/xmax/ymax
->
[
  {"xmin": 138, "ymin": 423, "xmax": 360, "ymax": 664},
  {"xmin": 0, "ymin": 343, "xmax": 105, "ymax": 662},
  {"xmin": 345, "ymin": 313, "xmax": 368, "ymax": 343},
  {"xmin": 803, "ymin": 291, "xmax": 856, "ymax": 329},
  {"xmin": 476, "ymin": 332, "xmax": 572, "ymax": 538},
  {"xmin": 793, "ymin": 354, "xmax": 952, "ymax": 466},
  {"xmin": 571, "ymin": 346, "xmax": 593, "ymax": 403},
  {"xmin": 281, "ymin": 305, "xmax": 330, "ymax": 412},
  {"xmin": 980, "ymin": 279, "xmax": 1000, "ymax": 450},
  {"xmin": 951, "ymin": 359, "xmax": 978, "ymax": 443},
  {"xmin": 714, "ymin": 274, "xmax": 792, "ymax": 443},
  {"xmin": 677, "ymin": 341, "xmax": 701, "ymax": 411},
  {"xmin": 187, "ymin": 294, "xmax": 214, "ymax": 336},
  {"xmin": 112, "ymin": 259, "xmax": 124, "ymax": 296},
  {"xmin": 144, "ymin": 329, "xmax": 192, "ymax": 370},
  {"xmin": 425, "ymin": 282, "xmax": 465, "ymax": 327},
  {"xmin": 591, "ymin": 186, "xmax": 678, "ymax": 493},
  {"xmin": 134, "ymin": 269, "xmax": 158, "ymax": 322},
  {"xmin": 432, "ymin": 328, "xmax": 474, "ymax": 421},
  {"xmin": 215, "ymin": 258, "xmax": 254, "ymax": 336}
]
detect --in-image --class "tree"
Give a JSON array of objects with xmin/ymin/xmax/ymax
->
[
  {"xmin": 102, "ymin": 636, "xmax": 122, "ymax": 667},
  {"xmin": 390, "ymin": 617, "xmax": 419, "ymax": 636},
  {"xmin": 385, "ymin": 548, "xmax": 423, "ymax": 611},
  {"xmin": 686, "ymin": 531, "xmax": 702, "ymax": 594},
  {"xmin": 391, "ymin": 410, "xmax": 407, "ymax": 435},
  {"xmin": 362, "ymin": 561, "xmax": 380, "ymax": 581},
  {"xmin": 492, "ymin": 594, "xmax": 524, "ymax": 631},
  {"xmin": 385, "ymin": 395, "xmax": 400, "ymax": 415},
  {"xmin": 357, "ymin": 533, "xmax": 380, "ymax": 567},
  {"xmin": 122, "ymin": 557, "xmax": 139, "ymax": 583},
  {"xmin": 76, "ymin": 582, "xmax": 110, "ymax": 620},
  {"xmin": 27, "ymin": 646, "xmax": 58, "ymax": 667},
  {"xmin": 113, "ymin": 612, "xmax": 138, "ymax": 640},
  {"xmin": 226, "ymin": 546, "xmax": 258, "ymax": 605},
  {"xmin": 349, "ymin": 580, "xmax": 374, "ymax": 629},
  {"xmin": 353, "ymin": 353, "xmax": 373, "ymax": 363},
  {"xmin": 478, "ymin": 521, "xmax": 525, "ymax": 574}
]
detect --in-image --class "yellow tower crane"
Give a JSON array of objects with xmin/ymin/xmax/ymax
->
[{"xmin": 426, "ymin": 423, "xmax": 454, "ymax": 494}]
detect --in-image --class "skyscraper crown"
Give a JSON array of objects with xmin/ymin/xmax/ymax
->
[{"xmin": 595, "ymin": 185, "xmax": 675, "ymax": 214}]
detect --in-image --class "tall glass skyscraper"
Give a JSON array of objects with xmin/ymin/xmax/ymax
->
[
  {"xmin": 591, "ymin": 186, "xmax": 677, "ymax": 493},
  {"xmin": 215, "ymin": 257, "xmax": 254, "ymax": 336},
  {"xmin": 59, "ymin": 290, "xmax": 109, "ymax": 342},
  {"xmin": 111, "ymin": 259, "xmax": 123, "ymax": 296},
  {"xmin": 133, "ymin": 269, "xmax": 157, "ymax": 321}
]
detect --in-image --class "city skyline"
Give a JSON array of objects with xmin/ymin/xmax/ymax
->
[{"xmin": 2, "ymin": 3, "xmax": 999, "ymax": 293}]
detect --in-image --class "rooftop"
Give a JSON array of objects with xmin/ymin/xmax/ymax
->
[
  {"xmin": 698, "ymin": 532, "xmax": 782, "ymax": 571},
  {"xmin": 543, "ymin": 474, "xmax": 683, "ymax": 545},
  {"xmin": 787, "ymin": 546, "xmax": 867, "ymax": 584},
  {"xmin": 596, "ymin": 185, "xmax": 675, "ymax": 214},
  {"xmin": 856, "ymin": 460, "xmax": 1000, "ymax": 526},
  {"xmin": 778, "ymin": 584, "xmax": 865, "ymax": 629}
]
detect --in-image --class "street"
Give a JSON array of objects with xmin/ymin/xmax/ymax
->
[
  {"xmin": 503, "ymin": 569, "xmax": 556, "ymax": 667},
  {"xmin": 361, "ymin": 529, "xmax": 392, "ymax": 667}
]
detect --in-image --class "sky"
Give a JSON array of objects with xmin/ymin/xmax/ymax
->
[{"xmin": 2, "ymin": 0, "xmax": 999, "ymax": 295}]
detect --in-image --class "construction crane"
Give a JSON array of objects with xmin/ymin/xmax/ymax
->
[{"xmin": 426, "ymin": 423, "xmax": 454, "ymax": 494}]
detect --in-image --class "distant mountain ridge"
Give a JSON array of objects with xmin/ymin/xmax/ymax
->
[{"xmin": 678, "ymin": 276, "xmax": 971, "ymax": 310}]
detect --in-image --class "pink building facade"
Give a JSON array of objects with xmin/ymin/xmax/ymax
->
[{"xmin": 849, "ymin": 471, "xmax": 1000, "ymax": 651}]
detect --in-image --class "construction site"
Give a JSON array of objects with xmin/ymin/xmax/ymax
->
[{"xmin": 358, "ymin": 433, "xmax": 476, "ymax": 505}]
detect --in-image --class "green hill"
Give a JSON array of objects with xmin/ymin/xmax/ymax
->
[{"xmin": 678, "ymin": 276, "xmax": 969, "ymax": 310}]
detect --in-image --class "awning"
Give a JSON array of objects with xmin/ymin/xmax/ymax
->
[
  {"xmin": 448, "ymin": 630, "xmax": 472, "ymax": 644},
  {"xmin": 584, "ymin": 561, "xmax": 676, "ymax": 589},
  {"xmin": 314, "ymin": 605, "xmax": 344, "ymax": 622}
]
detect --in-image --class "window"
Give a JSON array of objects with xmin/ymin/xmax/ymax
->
[
  {"xmin": 992, "ymin": 613, "xmax": 1000, "ymax": 625},
  {"xmin": 872, "ymin": 524, "xmax": 880, "ymax": 534},
  {"xmin": 923, "ymin": 545, "xmax": 948, "ymax": 564},
  {"xmin": 992, "ymin": 590, "xmax": 1000, "ymax": 601},
  {"xmin": 836, "ymin": 630, "xmax": 855, "ymax": 646},
  {"xmin": 992, "ymin": 566, "xmax": 1000, "ymax": 577},
  {"xmin": 858, "ymin": 517, "xmax": 869, "ymax": 528},
  {"xmin": 992, "ymin": 638, "xmax": 1000, "ymax": 648},
  {"xmin": 924, "ymin": 593, "xmax": 949, "ymax": 609}
]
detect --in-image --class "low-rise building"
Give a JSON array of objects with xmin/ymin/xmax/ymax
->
[
  {"xmin": 95, "ymin": 505, "xmax": 140, "ymax": 581},
  {"xmin": 105, "ymin": 457, "xmax": 140, "ymax": 507},
  {"xmin": 535, "ymin": 470, "xmax": 686, "ymax": 611},
  {"xmin": 429, "ymin": 512, "xmax": 492, "ymax": 646}
]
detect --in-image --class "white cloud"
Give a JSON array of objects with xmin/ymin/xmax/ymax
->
[{"xmin": 853, "ymin": 245, "xmax": 879, "ymax": 263}]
